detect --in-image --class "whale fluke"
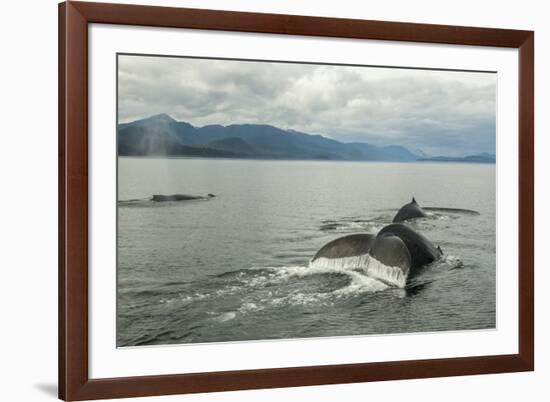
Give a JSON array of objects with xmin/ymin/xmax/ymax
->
[
  {"xmin": 378, "ymin": 223, "xmax": 442, "ymax": 271},
  {"xmin": 311, "ymin": 222, "xmax": 442, "ymax": 286},
  {"xmin": 310, "ymin": 232, "xmax": 410, "ymax": 287},
  {"xmin": 369, "ymin": 234, "xmax": 411, "ymax": 277},
  {"xmin": 393, "ymin": 198, "xmax": 428, "ymax": 222},
  {"xmin": 311, "ymin": 234, "xmax": 375, "ymax": 262}
]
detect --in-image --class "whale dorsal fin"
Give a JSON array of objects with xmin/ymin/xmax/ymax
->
[{"xmin": 412, "ymin": 197, "xmax": 417, "ymax": 204}]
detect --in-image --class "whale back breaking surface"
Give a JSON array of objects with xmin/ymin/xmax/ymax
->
[
  {"xmin": 378, "ymin": 223, "xmax": 442, "ymax": 271},
  {"xmin": 392, "ymin": 199, "xmax": 428, "ymax": 222},
  {"xmin": 152, "ymin": 194, "xmax": 213, "ymax": 202}
]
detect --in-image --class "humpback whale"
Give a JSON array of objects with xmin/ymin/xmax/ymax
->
[
  {"xmin": 152, "ymin": 194, "xmax": 215, "ymax": 202},
  {"xmin": 378, "ymin": 223, "xmax": 442, "ymax": 273},
  {"xmin": 393, "ymin": 197, "xmax": 428, "ymax": 222},
  {"xmin": 311, "ymin": 223, "xmax": 442, "ymax": 287}
]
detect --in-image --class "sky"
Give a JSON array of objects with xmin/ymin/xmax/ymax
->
[{"xmin": 118, "ymin": 54, "xmax": 497, "ymax": 157}]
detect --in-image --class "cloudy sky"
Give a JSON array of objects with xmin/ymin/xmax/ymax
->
[{"xmin": 118, "ymin": 54, "xmax": 496, "ymax": 157}]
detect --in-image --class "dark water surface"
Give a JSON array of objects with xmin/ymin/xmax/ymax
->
[{"xmin": 117, "ymin": 158, "xmax": 496, "ymax": 346}]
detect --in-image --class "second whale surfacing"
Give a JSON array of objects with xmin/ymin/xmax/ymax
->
[
  {"xmin": 393, "ymin": 197, "xmax": 428, "ymax": 222},
  {"xmin": 310, "ymin": 223, "xmax": 442, "ymax": 288},
  {"xmin": 152, "ymin": 194, "xmax": 216, "ymax": 202}
]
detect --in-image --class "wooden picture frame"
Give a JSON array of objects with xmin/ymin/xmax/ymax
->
[{"xmin": 59, "ymin": 1, "xmax": 534, "ymax": 400}]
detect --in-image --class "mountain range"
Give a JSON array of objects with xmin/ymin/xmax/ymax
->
[
  {"xmin": 118, "ymin": 114, "xmax": 494, "ymax": 163},
  {"xmin": 118, "ymin": 114, "xmax": 421, "ymax": 162}
]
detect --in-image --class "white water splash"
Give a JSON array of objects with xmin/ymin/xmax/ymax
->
[
  {"xmin": 321, "ymin": 220, "xmax": 386, "ymax": 234},
  {"xmin": 212, "ymin": 311, "xmax": 236, "ymax": 322},
  {"xmin": 160, "ymin": 292, "xmax": 210, "ymax": 305},
  {"xmin": 332, "ymin": 270, "xmax": 389, "ymax": 295},
  {"xmin": 166, "ymin": 255, "xmax": 411, "ymax": 313},
  {"xmin": 254, "ymin": 263, "xmax": 389, "ymax": 296},
  {"xmin": 309, "ymin": 254, "xmax": 407, "ymax": 288},
  {"xmin": 439, "ymin": 254, "xmax": 463, "ymax": 269},
  {"xmin": 238, "ymin": 302, "xmax": 264, "ymax": 313},
  {"xmin": 270, "ymin": 292, "xmax": 333, "ymax": 306}
]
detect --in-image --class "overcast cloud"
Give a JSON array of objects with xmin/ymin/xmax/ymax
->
[{"xmin": 118, "ymin": 55, "xmax": 496, "ymax": 157}]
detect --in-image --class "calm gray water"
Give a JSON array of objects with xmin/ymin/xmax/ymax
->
[{"xmin": 117, "ymin": 157, "xmax": 496, "ymax": 347}]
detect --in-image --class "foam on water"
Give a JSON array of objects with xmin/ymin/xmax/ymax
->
[
  {"xmin": 158, "ymin": 255, "xmax": 411, "ymax": 313},
  {"xmin": 272, "ymin": 264, "xmax": 391, "ymax": 295},
  {"xmin": 159, "ymin": 291, "xmax": 210, "ymax": 305},
  {"xmin": 238, "ymin": 302, "xmax": 263, "ymax": 312},
  {"xmin": 270, "ymin": 291, "xmax": 333, "ymax": 306},
  {"xmin": 439, "ymin": 254, "xmax": 464, "ymax": 270},
  {"xmin": 320, "ymin": 221, "xmax": 385, "ymax": 233},
  {"xmin": 332, "ymin": 270, "xmax": 389, "ymax": 295},
  {"xmin": 239, "ymin": 254, "xmax": 408, "ymax": 298},
  {"xmin": 248, "ymin": 262, "xmax": 392, "ymax": 298},
  {"xmin": 212, "ymin": 311, "xmax": 236, "ymax": 322},
  {"xmin": 423, "ymin": 207, "xmax": 480, "ymax": 215}
]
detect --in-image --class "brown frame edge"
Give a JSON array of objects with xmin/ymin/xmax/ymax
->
[{"xmin": 59, "ymin": 1, "xmax": 534, "ymax": 401}]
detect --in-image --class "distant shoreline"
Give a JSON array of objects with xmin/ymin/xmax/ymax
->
[
  {"xmin": 118, "ymin": 155, "xmax": 496, "ymax": 164},
  {"xmin": 417, "ymin": 157, "xmax": 495, "ymax": 164}
]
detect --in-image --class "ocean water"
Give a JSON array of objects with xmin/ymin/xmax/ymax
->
[{"xmin": 117, "ymin": 157, "xmax": 496, "ymax": 347}]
